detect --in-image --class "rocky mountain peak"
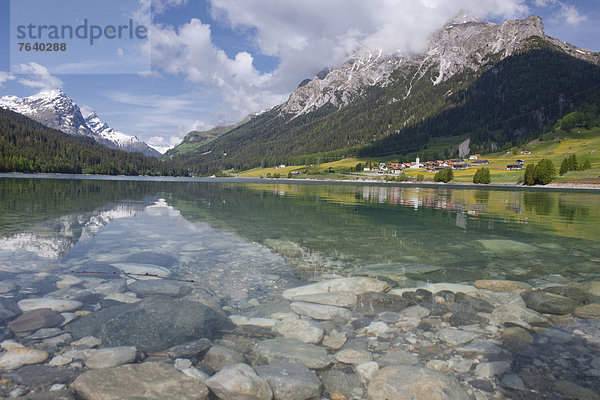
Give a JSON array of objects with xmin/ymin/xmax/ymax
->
[{"xmin": 280, "ymin": 15, "xmax": 597, "ymax": 118}]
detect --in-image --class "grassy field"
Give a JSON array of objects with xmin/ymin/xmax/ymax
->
[{"xmin": 237, "ymin": 127, "xmax": 600, "ymax": 183}]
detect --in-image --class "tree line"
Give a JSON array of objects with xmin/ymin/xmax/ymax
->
[{"xmin": 0, "ymin": 108, "xmax": 188, "ymax": 176}]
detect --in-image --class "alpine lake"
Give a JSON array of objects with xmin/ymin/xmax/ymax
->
[{"xmin": 0, "ymin": 175, "xmax": 599, "ymax": 400}]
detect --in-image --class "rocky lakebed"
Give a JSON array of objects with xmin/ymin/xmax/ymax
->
[{"xmin": 1, "ymin": 260, "xmax": 600, "ymax": 400}]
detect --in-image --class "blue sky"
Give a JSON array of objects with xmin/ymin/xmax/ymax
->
[{"xmin": 1, "ymin": 0, "xmax": 599, "ymax": 153}]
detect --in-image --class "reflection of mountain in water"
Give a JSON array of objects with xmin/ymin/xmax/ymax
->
[{"xmin": 0, "ymin": 203, "xmax": 146, "ymax": 262}]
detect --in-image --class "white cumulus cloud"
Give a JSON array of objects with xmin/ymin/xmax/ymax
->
[
  {"xmin": 557, "ymin": 3, "xmax": 587, "ymax": 25},
  {"xmin": 0, "ymin": 71, "xmax": 15, "ymax": 88},
  {"xmin": 15, "ymin": 63, "xmax": 63, "ymax": 90},
  {"xmin": 149, "ymin": 0, "xmax": 532, "ymax": 126}
]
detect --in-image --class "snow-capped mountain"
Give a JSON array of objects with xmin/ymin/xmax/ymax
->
[
  {"xmin": 84, "ymin": 112, "xmax": 161, "ymax": 157},
  {"xmin": 0, "ymin": 90, "xmax": 160, "ymax": 157},
  {"xmin": 283, "ymin": 15, "xmax": 599, "ymax": 116},
  {"xmin": 0, "ymin": 90, "xmax": 94, "ymax": 137}
]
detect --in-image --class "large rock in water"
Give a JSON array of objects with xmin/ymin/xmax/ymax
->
[
  {"xmin": 368, "ymin": 366, "xmax": 469, "ymax": 400},
  {"xmin": 71, "ymin": 362, "xmax": 209, "ymax": 400},
  {"xmin": 9, "ymin": 308, "xmax": 64, "ymax": 333},
  {"xmin": 205, "ymin": 363, "xmax": 273, "ymax": 400},
  {"xmin": 64, "ymin": 296, "xmax": 232, "ymax": 352},
  {"xmin": 521, "ymin": 290, "xmax": 576, "ymax": 315},
  {"xmin": 283, "ymin": 277, "xmax": 388, "ymax": 299},
  {"xmin": 255, "ymin": 337, "xmax": 331, "ymax": 369},
  {"xmin": 256, "ymin": 361, "xmax": 321, "ymax": 400}
]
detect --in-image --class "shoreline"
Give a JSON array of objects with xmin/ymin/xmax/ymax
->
[{"xmin": 2, "ymin": 172, "xmax": 599, "ymax": 191}]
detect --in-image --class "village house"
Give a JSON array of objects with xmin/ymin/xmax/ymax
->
[
  {"xmin": 507, "ymin": 163, "xmax": 524, "ymax": 170},
  {"xmin": 470, "ymin": 159, "xmax": 489, "ymax": 166},
  {"xmin": 520, "ymin": 150, "xmax": 532, "ymax": 155},
  {"xmin": 452, "ymin": 162, "xmax": 469, "ymax": 170}
]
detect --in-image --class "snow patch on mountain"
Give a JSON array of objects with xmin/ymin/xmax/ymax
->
[{"xmin": 0, "ymin": 90, "xmax": 160, "ymax": 157}]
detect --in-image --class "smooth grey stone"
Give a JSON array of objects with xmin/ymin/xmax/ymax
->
[
  {"xmin": 470, "ymin": 379, "xmax": 494, "ymax": 392},
  {"xmin": 4, "ymin": 365, "xmax": 79, "ymax": 390},
  {"xmin": 283, "ymin": 278, "xmax": 388, "ymax": 299},
  {"xmin": 319, "ymin": 369, "xmax": 358, "ymax": 398},
  {"xmin": 18, "ymin": 298, "xmax": 82, "ymax": 313},
  {"xmin": 255, "ymin": 337, "xmax": 331, "ymax": 369},
  {"xmin": 85, "ymin": 346, "xmax": 137, "ymax": 369},
  {"xmin": 353, "ymin": 292, "xmax": 408, "ymax": 315},
  {"xmin": 64, "ymin": 296, "xmax": 232, "ymax": 352},
  {"xmin": 501, "ymin": 373, "xmax": 526, "ymax": 390},
  {"xmin": 128, "ymin": 280, "xmax": 192, "ymax": 298},
  {"xmin": 9, "ymin": 308, "xmax": 64, "ymax": 333},
  {"xmin": 0, "ymin": 298, "xmax": 21, "ymax": 323},
  {"xmin": 334, "ymin": 348, "xmax": 372, "ymax": 365},
  {"xmin": 453, "ymin": 293, "xmax": 494, "ymax": 313},
  {"xmin": 256, "ymin": 361, "xmax": 321, "ymax": 400},
  {"xmin": 521, "ymin": 290, "xmax": 576, "ymax": 315},
  {"xmin": 25, "ymin": 328, "xmax": 64, "ymax": 340},
  {"xmin": 286, "ymin": 292, "xmax": 357, "ymax": 308},
  {"xmin": 203, "ymin": 344, "xmax": 245, "ymax": 372},
  {"xmin": 87, "ymin": 280, "xmax": 128, "ymax": 296},
  {"xmin": 290, "ymin": 302, "xmax": 352, "ymax": 321},
  {"xmin": 71, "ymin": 262, "xmax": 122, "ymax": 279},
  {"xmin": 205, "ymin": 363, "xmax": 272, "ymax": 400},
  {"xmin": 378, "ymin": 311, "xmax": 399, "ymax": 323},
  {"xmin": 437, "ymin": 328, "xmax": 479, "ymax": 346},
  {"xmin": 376, "ymin": 350, "xmax": 419, "ymax": 367},
  {"xmin": 368, "ymin": 366, "xmax": 469, "ymax": 400},
  {"xmin": 71, "ymin": 362, "xmax": 209, "ymax": 400},
  {"xmin": 449, "ymin": 312, "xmax": 488, "ymax": 327},
  {"xmin": 457, "ymin": 339, "xmax": 503, "ymax": 356},
  {"xmin": 166, "ymin": 338, "xmax": 211, "ymax": 359},
  {"xmin": 13, "ymin": 390, "xmax": 78, "ymax": 400},
  {"xmin": 0, "ymin": 281, "xmax": 17, "ymax": 294},
  {"xmin": 542, "ymin": 286, "xmax": 589, "ymax": 305},
  {"xmin": 272, "ymin": 318, "xmax": 324, "ymax": 344},
  {"xmin": 475, "ymin": 361, "xmax": 511, "ymax": 378}
]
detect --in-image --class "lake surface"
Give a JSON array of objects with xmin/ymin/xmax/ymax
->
[{"xmin": 1, "ymin": 175, "xmax": 599, "ymax": 398}]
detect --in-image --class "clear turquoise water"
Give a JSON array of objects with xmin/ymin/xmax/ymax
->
[{"xmin": 1, "ymin": 176, "xmax": 599, "ymax": 286}]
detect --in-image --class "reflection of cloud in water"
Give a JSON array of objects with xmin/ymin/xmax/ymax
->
[
  {"xmin": 0, "ymin": 203, "xmax": 145, "ymax": 263},
  {"xmin": 145, "ymin": 198, "xmax": 181, "ymax": 217}
]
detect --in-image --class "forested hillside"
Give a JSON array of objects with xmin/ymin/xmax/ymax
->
[
  {"xmin": 174, "ymin": 40, "xmax": 600, "ymax": 175},
  {"xmin": 0, "ymin": 108, "xmax": 187, "ymax": 176}
]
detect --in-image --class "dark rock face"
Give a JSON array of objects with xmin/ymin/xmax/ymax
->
[
  {"xmin": 521, "ymin": 291, "xmax": 576, "ymax": 315},
  {"xmin": 64, "ymin": 296, "xmax": 233, "ymax": 352},
  {"xmin": 9, "ymin": 309, "xmax": 64, "ymax": 333},
  {"xmin": 353, "ymin": 292, "xmax": 408, "ymax": 315}
]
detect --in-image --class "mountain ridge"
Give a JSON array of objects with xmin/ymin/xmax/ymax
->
[
  {"xmin": 168, "ymin": 14, "xmax": 600, "ymax": 174},
  {"xmin": 0, "ymin": 90, "xmax": 160, "ymax": 157}
]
